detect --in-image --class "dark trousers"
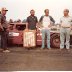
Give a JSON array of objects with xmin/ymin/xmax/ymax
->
[{"xmin": 1, "ymin": 28, "xmax": 8, "ymax": 50}]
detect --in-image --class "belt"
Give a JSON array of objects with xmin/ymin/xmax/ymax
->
[{"xmin": 61, "ymin": 27, "xmax": 70, "ymax": 28}]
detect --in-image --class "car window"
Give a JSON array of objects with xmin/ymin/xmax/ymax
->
[{"xmin": 16, "ymin": 25, "xmax": 26, "ymax": 31}]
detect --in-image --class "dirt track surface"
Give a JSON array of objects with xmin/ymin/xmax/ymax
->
[{"xmin": 0, "ymin": 47, "xmax": 72, "ymax": 71}]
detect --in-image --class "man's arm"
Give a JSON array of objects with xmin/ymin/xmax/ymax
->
[
  {"xmin": 0, "ymin": 15, "xmax": 1, "ymax": 26},
  {"xmin": 36, "ymin": 17, "xmax": 39, "ymax": 28},
  {"xmin": 59, "ymin": 18, "xmax": 62, "ymax": 27},
  {"xmin": 70, "ymin": 18, "xmax": 72, "ymax": 30},
  {"xmin": 0, "ymin": 15, "xmax": 3, "ymax": 30},
  {"xmin": 38, "ymin": 16, "xmax": 44, "ymax": 28},
  {"xmin": 26, "ymin": 22, "xmax": 28, "ymax": 29},
  {"xmin": 48, "ymin": 16, "xmax": 55, "ymax": 28},
  {"xmin": 25, "ymin": 17, "xmax": 29, "ymax": 30},
  {"xmin": 39, "ymin": 16, "xmax": 43, "ymax": 23},
  {"xmin": 71, "ymin": 25, "xmax": 72, "ymax": 30},
  {"xmin": 49, "ymin": 16, "xmax": 55, "ymax": 24}
]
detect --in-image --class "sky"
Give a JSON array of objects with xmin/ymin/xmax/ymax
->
[{"xmin": 0, "ymin": 0, "xmax": 72, "ymax": 23}]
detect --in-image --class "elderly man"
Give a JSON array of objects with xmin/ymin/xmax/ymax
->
[
  {"xmin": 0, "ymin": 7, "xmax": 10, "ymax": 52},
  {"xmin": 39, "ymin": 9, "xmax": 55, "ymax": 49},
  {"xmin": 60, "ymin": 9, "xmax": 72, "ymax": 50}
]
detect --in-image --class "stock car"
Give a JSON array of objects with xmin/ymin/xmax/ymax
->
[
  {"xmin": 8, "ymin": 23, "xmax": 72, "ymax": 48},
  {"xmin": 8, "ymin": 23, "xmax": 26, "ymax": 45},
  {"xmin": 37, "ymin": 24, "xmax": 72, "ymax": 48}
]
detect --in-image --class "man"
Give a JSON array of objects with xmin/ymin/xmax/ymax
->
[
  {"xmin": 0, "ymin": 7, "xmax": 10, "ymax": 52},
  {"xmin": 39, "ymin": 9, "xmax": 55, "ymax": 49},
  {"xmin": 26, "ymin": 9, "xmax": 38, "ymax": 30},
  {"xmin": 0, "ymin": 11, "xmax": 1, "ymax": 14},
  {"xmin": 60, "ymin": 9, "xmax": 72, "ymax": 50},
  {"xmin": 0, "ymin": 8, "xmax": 1, "ymax": 14},
  {"xmin": 9, "ymin": 19, "xmax": 13, "ymax": 23}
]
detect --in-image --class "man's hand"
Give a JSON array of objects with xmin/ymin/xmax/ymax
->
[{"xmin": 25, "ymin": 28, "xmax": 29, "ymax": 31}]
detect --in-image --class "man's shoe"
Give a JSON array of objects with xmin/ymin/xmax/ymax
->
[{"xmin": 3, "ymin": 50, "xmax": 10, "ymax": 53}]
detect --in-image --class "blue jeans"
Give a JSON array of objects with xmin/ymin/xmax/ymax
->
[
  {"xmin": 60, "ymin": 27, "xmax": 71, "ymax": 49},
  {"xmin": 41, "ymin": 29, "xmax": 50, "ymax": 48}
]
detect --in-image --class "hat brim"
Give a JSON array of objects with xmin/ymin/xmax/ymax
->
[
  {"xmin": 2, "ymin": 10, "xmax": 8, "ymax": 11},
  {"xmin": 5, "ymin": 10, "xmax": 8, "ymax": 11}
]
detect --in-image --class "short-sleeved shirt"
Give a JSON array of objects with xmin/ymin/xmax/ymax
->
[
  {"xmin": 26, "ymin": 15, "xmax": 38, "ymax": 30},
  {"xmin": 0, "ymin": 14, "xmax": 8, "ymax": 28},
  {"xmin": 60, "ymin": 16, "xmax": 72, "ymax": 27}
]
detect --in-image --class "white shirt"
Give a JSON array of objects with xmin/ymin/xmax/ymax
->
[
  {"xmin": 42, "ymin": 16, "xmax": 51, "ymax": 29},
  {"xmin": 60, "ymin": 16, "xmax": 72, "ymax": 27}
]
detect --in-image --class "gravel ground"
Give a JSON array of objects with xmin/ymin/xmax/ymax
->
[{"xmin": 0, "ymin": 47, "xmax": 72, "ymax": 71}]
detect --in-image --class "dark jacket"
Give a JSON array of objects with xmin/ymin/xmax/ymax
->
[{"xmin": 0, "ymin": 14, "xmax": 8, "ymax": 29}]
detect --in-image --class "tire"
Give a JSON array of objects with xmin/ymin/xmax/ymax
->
[
  {"xmin": 51, "ymin": 33, "xmax": 60, "ymax": 48},
  {"xmin": 70, "ymin": 35, "xmax": 72, "ymax": 45}
]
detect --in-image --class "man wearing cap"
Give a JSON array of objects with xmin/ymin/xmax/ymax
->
[
  {"xmin": 0, "ymin": 7, "xmax": 10, "ymax": 52},
  {"xmin": 60, "ymin": 9, "xmax": 72, "ymax": 50},
  {"xmin": 0, "ymin": 9, "xmax": 1, "ymax": 14}
]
